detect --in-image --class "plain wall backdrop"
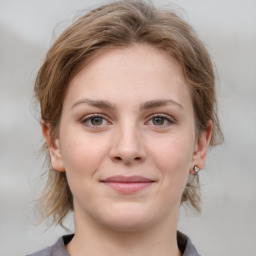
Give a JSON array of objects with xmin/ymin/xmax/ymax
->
[{"xmin": 0, "ymin": 0, "xmax": 256, "ymax": 255}]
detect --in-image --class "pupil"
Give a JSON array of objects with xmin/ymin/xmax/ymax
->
[
  {"xmin": 153, "ymin": 117, "xmax": 164, "ymax": 125},
  {"xmin": 92, "ymin": 117, "xmax": 102, "ymax": 125}
]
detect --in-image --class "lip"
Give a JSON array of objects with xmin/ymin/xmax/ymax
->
[{"xmin": 101, "ymin": 175, "xmax": 155, "ymax": 194}]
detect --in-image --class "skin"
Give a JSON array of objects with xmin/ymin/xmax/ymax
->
[{"xmin": 43, "ymin": 44, "xmax": 212, "ymax": 256}]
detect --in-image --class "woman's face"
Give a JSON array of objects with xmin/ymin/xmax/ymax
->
[{"xmin": 46, "ymin": 44, "xmax": 209, "ymax": 231}]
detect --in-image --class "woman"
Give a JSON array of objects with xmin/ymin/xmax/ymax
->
[{"xmin": 28, "ymin": 1, "xmax": 223, "ymax": 255}]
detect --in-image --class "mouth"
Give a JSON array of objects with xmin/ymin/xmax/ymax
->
[{"xmin": 100, "ymin": 175, "xmax": 155, "ymax": 194}]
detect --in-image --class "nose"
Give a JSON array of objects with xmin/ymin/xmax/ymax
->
[{"xmin": 109, "ymin": 125, "xmax": 146, "ymax": 165}]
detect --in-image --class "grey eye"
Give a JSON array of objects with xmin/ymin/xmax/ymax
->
[
  {"xmin": 90, "ymin": 117, "xmax": 103, "ymax": 126},
  {"xmin": 152, "ymin": 117, "xmax": 165, "ymax": 125}
]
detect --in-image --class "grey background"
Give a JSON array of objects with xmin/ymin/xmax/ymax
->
[{"xmin": 1, "ymin": 0, "xmax": 256, "ymax": 255}]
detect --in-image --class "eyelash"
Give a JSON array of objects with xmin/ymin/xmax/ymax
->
[
  {"xmin": 81, "ymin": 114, "xmax": 110, "ymax": 127},
  {"xmin": 81, "ymin": 113, "xmax": 175, "ymax": 128},
  {"xmin": 146, "ymin": 114, "xmax": 175, "ymax": 127}
]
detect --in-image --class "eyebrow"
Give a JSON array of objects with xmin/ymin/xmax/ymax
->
[
  {"xmin": 71, "ymin": 98, "xmax": 183, "ymax": 110},
  {"xmin": 72, "ymin": 99, "xmax": 116, "ymax": 109},
  {"xmin": 140, "ymin": 99, "xmax": 183, "ymax": 110}
]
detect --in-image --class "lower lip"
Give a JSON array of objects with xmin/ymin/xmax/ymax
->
[{"xmin": 103, "ymin": 182, "xmax": 153, "ymax": 193}]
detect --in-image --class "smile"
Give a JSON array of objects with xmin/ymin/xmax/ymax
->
[{"xmin": 101, "ymin": 175, "xmax": 155, "ymax": 194}]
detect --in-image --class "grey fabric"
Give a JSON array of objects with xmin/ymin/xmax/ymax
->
[
  {"xmin": 27, "ymin": 232, "xmax": 201, "ymax": 256},
  {"xmin": 177, "ymin": 231, "xmax": 201, "ymax": 256},
  {"xmin": 183, "ymin": 236, "xmax": 201, "ymax": 256},
  {"xmin": 27, "ymin": 235, "xmax": 71, "ymax": 256}
]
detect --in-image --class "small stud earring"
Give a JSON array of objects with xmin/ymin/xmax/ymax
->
[{"xmin": 193, "ymin": 165, "xmax": 200, "ymax": 174}]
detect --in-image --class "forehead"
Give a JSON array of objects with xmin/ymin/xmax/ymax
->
[
  {"xmin": 64, "ymin": 44, "xmax": 192, "ymax": 110},
  {"xmin": 74, "ymin": 44, "xmax": 183, "ymax": 82}
]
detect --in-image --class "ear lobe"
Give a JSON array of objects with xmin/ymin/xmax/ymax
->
[
  {"xmin": 190, "ymin": 121, "xmax": 212, "ymax": 174},
  {"xmin": 41, "ymin": 121, "xmax": 65, "ymax": 172}
]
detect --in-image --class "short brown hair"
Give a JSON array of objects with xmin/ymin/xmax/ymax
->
[{"xmin": 35, "ymin": 0, "xmax": 223, "ymax": 225}]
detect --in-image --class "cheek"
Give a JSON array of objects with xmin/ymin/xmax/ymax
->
[
  {"xmin": 148, "ymin": 132, "xmax": 194, "ymax": 186},
  {"xmin": 59, "ymin": 126, "xmax": 111, "ymax": 179},
  {"xmin": 59, "ymin": 132, "xmax": 110, "ymax": 203},
  {"xmin": 62, "ymin": 140, "xmax": 107, "ymax": 173}
]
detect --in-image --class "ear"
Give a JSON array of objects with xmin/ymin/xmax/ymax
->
[
  {"xmin": 41, "ymin": 121, "xmax": 65, "ymax": 172},
  {"xmin": 190, "ymin": 121, "xmax": 212, "ymax": 174}
]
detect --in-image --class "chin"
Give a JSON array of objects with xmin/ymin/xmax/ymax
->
[
  {"xmin": 103, "ymin": 216, "xmax": 150, "ymax": 232},
  {"xmin": 97, "ymin": 204, "xmax": 155, "ymax": 232}
]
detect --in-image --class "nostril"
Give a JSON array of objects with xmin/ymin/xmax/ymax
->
[{"xmin": 113, "ymin": 156, "xmax": 142, "ymax": 162}]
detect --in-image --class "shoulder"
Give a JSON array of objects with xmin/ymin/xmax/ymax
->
[
  {"xmin": 26, "ymin": 235, "xmax": 73, "ymax": 256},
  {"xmin": 177, "ymin": 231, "xmax": 201, "ymax": 256}
]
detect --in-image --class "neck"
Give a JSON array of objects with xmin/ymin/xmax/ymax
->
[{"xmin": 66, "ymin": 208, "xmax": 181, "ymax": 256}]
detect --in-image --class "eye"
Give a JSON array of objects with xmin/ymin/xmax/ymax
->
[
  {"xmin": 81, "ymin": 114, "xmax": 109, "ymax": 127},
  {"xmin": 152, "ymin": 116, "xmax": 166, "ymax": 125},
  {"xmin": 147, "ymin": 114, "xmax": 174, "ymax": 127}
]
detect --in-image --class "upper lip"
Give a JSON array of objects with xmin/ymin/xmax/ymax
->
[{"xmin": 101, "ymin": 175, "xmax": 154, "ymax": 183}]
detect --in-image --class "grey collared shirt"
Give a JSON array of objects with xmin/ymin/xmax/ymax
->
[{"xmin": 27, "ymin": 232, "xmax": 201, "ymax": 256}]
